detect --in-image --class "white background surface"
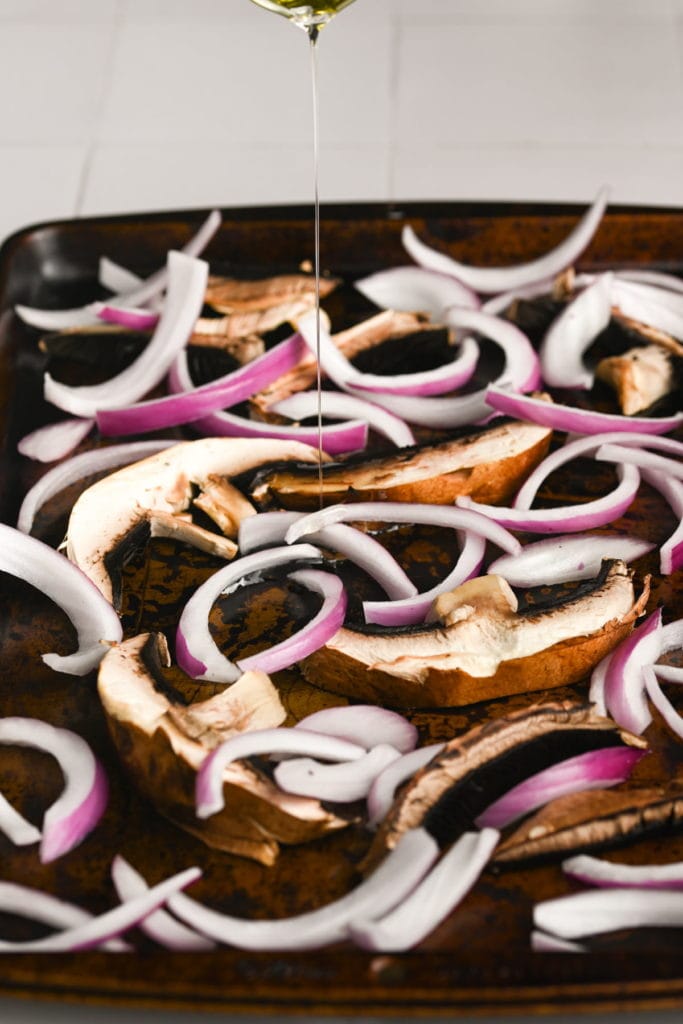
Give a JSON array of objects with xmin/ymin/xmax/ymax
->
[{"xmin": 1, "ymin": 1, "xmax": 683, "ymax": 1021}]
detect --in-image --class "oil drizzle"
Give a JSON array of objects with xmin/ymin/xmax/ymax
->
[{"xmin": 309, "ymin": 27, "xmax": 324, "ymax": 507}]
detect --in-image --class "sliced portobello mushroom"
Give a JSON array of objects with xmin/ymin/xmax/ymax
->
[
  {"xmin": 364, "ymin": 700, "xmax": 645, "ymax": 869},
  {"xmin": 300, "ymin": 562, "xmax": 648, "ymax": 709},
  {"xmin": 492, "ymin": 783, "xmax": 683, "ymax": 865},
  {"xmin": 249, "ymin": 417, "xmax": 553, "ymax": 510},
  {"xmin": 204, "ymin": 273, "xmax": 339, "ymax": 314},
  {"xmin": 596, "ymin": 344, "xmax": 682, "ymax": 415},
  {"xmin": 98, "ymin": 633, "xmax": 351, "ymax": 866},
  {"xmin": 65, "ymin": 437, "xmax": 324, "ymax": 606}
]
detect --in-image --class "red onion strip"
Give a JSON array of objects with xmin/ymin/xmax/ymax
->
[
  {"xmin": 595, "ymin": 444, "xmax": 683, "ymax": 481},
  {"xmin": 0, "ymin": 881, "xmax": 129, "ymax": 952},
  {"xmin": 195, "ymin": 728, "xmax": 367, "ymax": 820},
  {"xmin": 643, "ymin": 668, "xmax": 683, "ymax": 741},
  {"xmin": 44, "ymin": 251, "xmax": 208, "ymax": 418},
  {"xmin": 534, "ymin": 888, "xmax": 683, "ymax": 941},
  {"xmin": 96, "ymin": 304, "xmax": 159, "ymax": 331},
  {"xmin": 563, "ymin": 852, "xmax": 683, "ymax": 890},
  {"xmin": 0, "ymin": 794, "xmax": 41, "ymax": 847},
  {"xmin": 487, "ymin": 533, "xmax": 654, "ymax": 588},
  {"xmin": 271, "ymin": 390, "xmax": 415, "ymax": 448},
  {"xmin": 17, "ymin": 417, "xmax": 95, "ymax": 463},
  {"xmin": 611, "ymin": 278, "xmax": 683, "ymax": 339},
  {"xmin": 366, "ymin": 742, "xmax": 445, "ymax": 828},
  {"xmin": 485, "ymin": 385, "xmax": 683, "ymax": 437},
  {"xmin": 401, "ymin": 187, "xmax": 609, "ymax": 295},
  {"xmin": 588, "ymin": 652, "xmax": 611, "ymax": 718},
  {"xmin": 17, "ymin": 440, "xmax": 175, "ymax": 534},
  {"xmin": 295, "ymin": 704, "xmax": 418, "ymax": 755},
  {"xmin": 0, "ymin": 717, "xmax": 108, "ymax": 863},
  {"xmin": 539, "ymin": 273, "xmax": 613, "ymax": 389},
  {"xmin": 175, "ymin": 543, "xmax": 322, "ymax": 683},
  {"xmin": 167, "ymin": 827, "xmax": 439, "ymax": 951},
  {"xmin": 348, "ymin": 828, "xmax": 500, "ymax": 952},
  {"xmin": 274, "ymin": 743, "xmax": 402, "ymax": 803},
  {"xmin": 475, "ymin": 746, "xmax": 645, "ymax": 830},
  {"xmin": 0, "ymin": 523, "xmax": 122, "ymax": 675},
  {"xmin": 110, "ymin": 856, "xmax": 216, "ymax": 951},
  {"xmin": 603, "ymin": 608, "xmax": 662, "ymax": 735},
  {"xmin": 617, "ymin": 269, "xmax": 683, "ymax": 294},
  {"xmin": 348, "ymin": 337, "xmax": 480, "ymax": 397},
  {"xmin": 639, "ymin": 468, "xmax": 683, "ymax": 574},
  {"xmin": 354, "ymin": 265, "xmax": 480, "ymax": 318}
]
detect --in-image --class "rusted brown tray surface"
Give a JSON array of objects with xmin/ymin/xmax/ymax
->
[{"xmin": 0, "ymin": 200, "xmax": 682, "ymax": 1017}]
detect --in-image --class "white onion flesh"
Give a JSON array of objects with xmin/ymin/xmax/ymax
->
[
  {"xmin": 563, "ymin": 852, "xmax": 683, "ymax": 889},
  {"xmin": 488, "ymin": 533, "xmax": 653, "ymax": 588},
  {"xmin": 0, "ymin": 794, "xmax": 41, "ymax": 847},
  {"xmin": 274, "ymin": 743, "xmax": 402, "ymax": 803},
  {"xmin": 603, "ymin": 608, "xmax": 662, "ymax": 735},
  {"xmin": 639, "ymin": 468, "xmax": 683, "ymax": 575},
  {"xmin": 295, "ymin": 704, "xmax": 418, "ymax": 754},
  {"xmin": 534, "ymin": 888, "xmax": 683, "ymax": 941},
  {"xmin": 539, "ymin": 272, "xmax": 613, "ymax": 389},
  {"xmin": 643, "ymin": 667, "xmax": 683, "ymax": 741},
  {"xmin": 17, "ymin": 417, "xmax": 95, "ymax": 463},
  {"xmin": 354, "ymin": 265, "xmax": 479, "ymax": 318},
  {"xmin": 0, "ymin": 881, "xmax": 129, "ymax": 952},
  {"xmin": 271, "ymin": 389, "xmax": 415, "ymax": 447},
  {"xmin": 366, "ymin": 742, "xmax": 445, "ymax": 828}
]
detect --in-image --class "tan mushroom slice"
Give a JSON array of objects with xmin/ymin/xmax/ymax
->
[
  {"xmin": 364, "ymin": 700, "xmax": 646, "ymax": 869},
  {"xmin": 98, "ymin": 633, "xmax": 351, "ymax": 866},
  {"xmin": 205, "ymin": 273, "xmax": 339, "ymax": 314},
  {"xmin": 596, "ymin": 344, "xmax": 681, "ymax": 415},
  {"xmin": 610, "ymin": 313, "xmax": 683, "ymax": 357},
  {"xmin": 65, "ymin": 437, "xmax": 324, "ymax": 605},
  {"xmin": 192, "ymin": 299, "xmax": 317, "ymax": 344},
  {"xmin": 188, "ymin": 332, "xmax": 265, "ymax": 364},
  {"xmin": 249, "ymin": 418, "xmax": 553, "ymax": 511},
  {"xmin": 300, "ymin": 562, "xmax": 649, "ymax": 709},
  {"xmin": 492, "ymin": 783, "xmax": 683, "ymax": 865}
]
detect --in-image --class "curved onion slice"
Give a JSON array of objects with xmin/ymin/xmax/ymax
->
[
  {"xmin": 563, "ymin": 852, "xmax": 683, "ymax": 890},
  {"xmin": 96, "ymin": 304, "xmax": 159, "ymax": 331},
  {"xmin": 603, "ymin": 608, "xmax": 662, "ymax": 735},
  {"xmin": 285, "ymin": 501, "xmax": 522, "ymax": 557},
  {"xmin": 363, "ymin": 530, "xmax": 487, "ymax": 626},
  {"xmin": 295, "ymin": 705, "xmax": 418, "ymax": 754},
  {"xmin": 0, "ymin": 794, "xmax": 41, "ymax": 847},
  {"xmin": 44, "ymin": 251, "xmax": 208, "ymax": 418},
  {"xmin": 588, "ymin": 651, "xmax": 611, "ymax": 718},
  {"xmin": 488, "ymin": 534, "xmax": 654, "ymax": 588},
  {"xmin": 238, "ymin": 511, "xmax": 417, "ymax": 602},
  {"xmin": 195, "ymin": 728, "xmax": 367, "ymax": 820},
  {"xmin": 17, "ymin": 417, "xmax": 95, "ymax": 463},
  {"xmin": 110, "ymin": 856, "xmax": 216, "ymax": 951},
  {"xmin": 595, "ymin": 444, "xmax": 683, "ymax": 481},
  {"xmin": 348, "ymin": 337, "xmax": 480, "ymax": 397},
  {"xmin": 539, "ymin": 272, "xmax": 613, "ymax": 389},
  {"xmin": 639, "ymin": 468, "xmax": 683, "ymax": 575},
  {"xmin": 534, "ymin": 888, "xmax": 683, "ymax": 941},
  {"xmin": 236, "ymin": 568, "xmax": 347, "ymax": 677},
  {"xmin": 354, "ymin": 265, "xmax": 479, "ymax": 318},
  {"xmin": 531, "ymin": 931, "xmax": 586, "ymax": 953},
  {"xmin": 0, "ymin": 881, "xmax": 129, "ymax": 952},
  {"xmin": 644, "ymin": 668, "xmax": 683, "ymax": 741},
  {"xmin": 485, "ymin": 385, "xmax": 683, "ymax": 437},
  {"xmin": 168, "ymin": 827, "xmax": 438, "ymax": 951},
  {"xmin": 175, "ymin": 543, "xmax": 322, "ymax": 683},
  {"xmin": 274, "ymin": 744, "xmax": 402, "ymax": 803},
  {"xmin": 0, "ymin": 867, "xmax": 200, "ymax": 952},
  {"xmin": 475, "ymin": 746, "xmax": 645, "ymax": 830},
  {"xmin": 457, "ymin": 463, "xmax": 641, "ymax": 535},
  {"xmin": 271, "ymin": 390, "xmax": 414, "ymax": 448},
  {"xmin": 0, "ymin": 524, "xmax": 122, "ymax": 675},
  {"xmin": 401, "ymin": 187, "xmax": 609, "ymax": 295},
  {"xmin": 611, "ymin": 277, "xmax": 683, "ymax": 339},
  {"xmin": 616, "ymin": 269, "xmax": 683, "ymax": 293},
  {"xmin": 0, "ymin": 717, "xmax": 108, "ymax": 863},
  {"xmin": 17, "ymin": 439, "xmax": 175, "ymax": 534},
  {"xmin": 349, "ymin": 828, "xmax": 499, "ymax": 952},
  {"xmin": 366, "ymin": 742, "xmax": 445, "ymax": 828}
]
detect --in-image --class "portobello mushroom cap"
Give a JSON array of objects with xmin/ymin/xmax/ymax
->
[
  {"xmin": 300, "ymin": 563, "xmax": 648, "ymax": 709},
  {"xmin": 596, "ymin": 344, "xmax": 681, "ymax": 416},
  {"xmin": 365, "ymin": 700, "xmax": 646, "ymax": 868},
  {"xmin": 97, "ymin": 633, "xmax": 351, "ymax": 866},
  {"xmin": 249, "ymin": 417, "xmax": 553, "ymax": 510},
  {"xmin": 65, "ymin": 437, "xmax": 325, "ymax": 606}
]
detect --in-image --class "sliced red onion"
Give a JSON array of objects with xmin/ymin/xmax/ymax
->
[
  {"xmin": 531, "ymin": 930, "xmax": 586, "ymax": 953},
  {"xmin": 651, "ymin": 664, "xmax": 683, "ymax": 684},
  {"xmin": 0, "ymin": 717, "xmax": 109, "ymax": 864},
  {"xmin": 639, "ymin": 468, "xmax": 683, "ymax": 574},
  {"xmin": 95, "ymin": 303, "xmax": 159, "ymax": 331},
  {"xmin": 345, "ymin": 337, "xmax": 480, "ymax": 398},
  {"xmin": 563, "ymin": 852, "xmax": 683, "ymax": 890},
  {"xmin": 481, "ymin": 277, "xmax": 556, "ymax": 317},
  {"xmin": 236, "ymin": 568, "xmax": 346, "ymax": 676},
  {"xmin": 351, "ymin": 388, "xmax": 498, "ymax": 430},
  {"xmin": 17, "ymin": 439, "xmax": 175, "ymax": 534},
  {"xmin": 603, "ymin": 608, "xmax": 662, "ymax": 735},
  {"xmin": 595, "ymin": 443, "xmax": 683, "ymax": 481},
  {"xmin": 349, "ymin": 828, "xmax": 499, "ymax": 952},
  {"xmin": 0, "ymin": 881, "xmax": 129, "ymax": 952},
  {"xmin": 17, "ymin": 417, "xmax": 95, "ymax": 463},
  {"xmin": 295, "ymin": 704, "xmax": 418, "ymax": 754},
  {"xmin": 238, "ymin": 512, "xmax": 416, "ymax": 602},
  {"xmin": 488, "ymin": 533, "xmax": 654, "ymax": 588},
  {"xmin": 98, "ymin": 257, "xmax": 143, "ymax": 295},
  {"xmin": 401, "ymin": 187, "xmax": 609, "ymax": 295},
  {"xmin": 110, "ymin": 856, "xmax": 216, "ymax": 951},
  {"xmin": 354, "ymin": 265, "xmax": 479, "ymax": 318},
  {"xmin": 457, "ymin": 463, "xmax": 641, "ymax": 535},
  {"xmin": 475, "ymin": 746, "xmax": 645, "ymax": 830},
  {"xmin": 274, "ymin": 743, "xmax": 402, "ymax": 803},
  {"xmin": 616, "ymin": 269, "xmax": 683, "ymax": 294},
  {"xmin": 643, "ymin": 667, "xmax": 683, "ymax": 741},
  {"xmin": 175, "ymin": 543, "xmax": 322, "ymax": 683},
  {"xmin": 485, "ymin": 385, "xmax": 683, "ymax": 437},
  {"xmin": 168, "ymin": 827, "xmax": 439, "ymax": 951},
  {"xmin": 271, "ymin": 390, "xmax": 414, "ymax": 447},
  {"xmin": 0, "ymin": 866, "xmax": 200, "ymax": 952},
  {"xmin": 588, "ymin": 651, "xmax": 611, "ymax": 718},
  {"xmin": 44, "ymin": 251, "xmax": 208, "ymax": 418},
  {"xmin": 195, "ymin": 727, "xmax": 366, "ymax": 820},
  {"xmin": 285, "ymin": 501, "xmax": 522, "ymax": 557},
  {"xmin": 366, "ymin": 742, "xmax": 445, "ymax": 828},
  {"xmin": 539, "ymin": 272, "xmax": 613, "ymax": 389},
  {"xmin": 534, "ymin": 888, "xmax": 683, "ymax": 941},
  {"xmin": 611, "ymin": 277, "xmax": 683, "ymax": 339},
  {"xmin": 192, "ymin": 406, "xmax": 368, "ymax": 455},
  {"xmin": 0, "ymin": 794, "xmax": 41, "ymax": 847},
  {"xmin": 363, "ymin": 529, "xmax": 487, "ymax": 626},
  {"xmin": 0, "ymin": 524, "xmax": 122, "ymax": 674},
  {"xmin": 659, "ymin": 617, "xmax": 683, "ymax": 658}
]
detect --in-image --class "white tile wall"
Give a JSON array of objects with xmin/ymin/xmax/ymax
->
[{"xmin": 0, "ymin": 0, "xmax": 682, "ymax": 245}]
